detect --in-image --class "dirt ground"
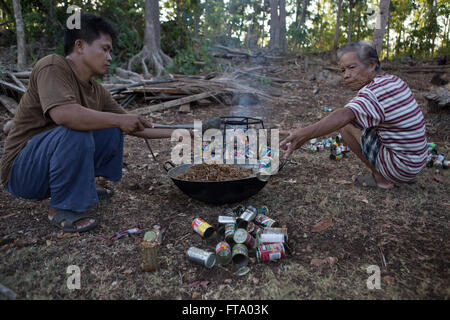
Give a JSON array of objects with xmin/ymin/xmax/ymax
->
[{"xmin": 0, "ymin": 58, "xmax": 449, "ymax": 300}]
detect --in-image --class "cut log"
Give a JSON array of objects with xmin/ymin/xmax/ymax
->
[
  {"xmin": 130, "ymin": 91, "xmax": 214, "ymax": 115},
  {"xmin": 0, "ymin": 95, "xmax": 18, "ymax": 114},
  {"xmin": 178, "ymin": 103, "xmax": 191, "ymax": 113}
]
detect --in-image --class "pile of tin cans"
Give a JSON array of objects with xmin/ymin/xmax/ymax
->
[
  {"xmin": 426, "ymin": 143, "xmax": 449, "ymax": 169},
  {"xmin": 186, "ymin": 205, "xmax": 289, "ymax": 275},
  {"xmin": 307, "ymin": 134, "xmax": 350, "ymax": 160}
]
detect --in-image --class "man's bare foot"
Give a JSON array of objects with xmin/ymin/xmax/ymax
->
[{"xmin": 48, "ymin": 208, "xmax": 96, "ymax": 230}]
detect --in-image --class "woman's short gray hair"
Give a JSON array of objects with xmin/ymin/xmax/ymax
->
[{"xmin": 337, "ymin": 41, "xmax": 381, "ymax": 71}]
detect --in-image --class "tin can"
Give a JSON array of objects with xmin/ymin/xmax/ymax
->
[
  {"xmin": 433, "ymin": 159, "xmax": 443, "ymax": 168},
  {"xmin": 247, "ymin": 222, "xmax": 263, "ymax": 238},
  {"xmin": 256, "ymin": 243, "xmax": 285, "ymax": 262},
  {"xmin": 233, "ymin": 228, "xmax": 257, "ymax": 249},
  {"xmin": 254, "ymin": 213, "xmax": 279, "ymax": 228},
  {"xmin": 264, "ymin": 227, "xmax": 288, "ymax": 242},
  {"xmin": 186, "ymin": 247, "xmax": 216, "ymax": 269},
  {"xmin": 215, "ymin": 241, "xmax": 232, "ymax": 265},
  {"xmin": 237, "ymin": 207, "xmax": 258, "ymax": 229},
  {"xmin": 224, "ymin": 223, "xmax": 236, "ymax": 244},
  {"xmin": 257, "ymin": 206, "xmax": 269, "ymax": 216},
  {"xmin": 223, "ymin": 208, "xmax": 236, "ymax": 217},
  {"xmin": 218, "ymin": 216, "xmax": 236, "ymax": 225},
  {"xmin": 260, "ymin": 233, "xmax": 284, "ymax": 243},
  {"xmin": 330, "ymin": 153, "xmax": 343, "ymax": 160},
  {"xmin": 232, "ymin": 243, "xmax": 249, "ymax": 267},
  {"xmin": 233, "ymin": 228, "xmax": 248, "ymax": 244},
  {"xmin": 443, "ymin": 160, "xmax": 449, "ymax": 170},
  {"xmin": 192, "ymin": 218, "xmax": 215, "ymax": 239},
  {"xmin": 232, "ymin": 205, "xmax": 245, "ymax": 216}
]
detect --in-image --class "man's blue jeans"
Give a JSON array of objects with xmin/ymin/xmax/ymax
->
[{"xmin": 4, "ymin": 126, "xmax": 123, "ymax": 212}]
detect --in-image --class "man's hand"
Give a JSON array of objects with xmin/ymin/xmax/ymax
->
[
  {"xmin": 279, "ymin": 128, "xmax": 309, "ymax": 160},
  {"xmin": 118, "ymin": 115, "xmax": 153, "ymax": 134}
]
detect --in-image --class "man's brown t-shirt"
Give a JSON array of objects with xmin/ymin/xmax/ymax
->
[{"xmin": 0, "ymin": 54, "xmax": 127, "ymax": 186}]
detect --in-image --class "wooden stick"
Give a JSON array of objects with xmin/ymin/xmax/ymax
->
[
  {"xmin": 0, "ymin": 95, "xmax": 18, "ymax": 114},
  {"xmin": 12, "ymin": 71, "xmax": 31, "ymax": 78},
  {"xmin": 6, "ymin": 72, "xmax": 26, "ymax": 91},
  {"xmin": 0, "ymin": 80, "xmax": 26, "ymax": 95},
  {"xmin": 130, "ymin": 91, "xmax": 214, "ymax": 115}
]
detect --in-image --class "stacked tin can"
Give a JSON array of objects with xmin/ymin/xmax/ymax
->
[{"xmin": 186, "ymin": 205, "xmax": 288, "ymax": 270}]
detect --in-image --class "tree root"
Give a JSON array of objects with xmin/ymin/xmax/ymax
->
[{"xmin": 128, "ymin": 47, "xmax": 172, "ymax": 78}]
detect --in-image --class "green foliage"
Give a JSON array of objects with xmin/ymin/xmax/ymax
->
[
  {"xmin": 1, "ymin": 0, "xmax": 448, "ymax": 70},
  {"xmin": 166, "ymin": 40, "xmax": 216, "ymax": 75}
]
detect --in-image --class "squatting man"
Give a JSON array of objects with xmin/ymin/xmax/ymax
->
[{"xmin": 0, "ymin": 14, "xmax": 178, "ymax": 233}]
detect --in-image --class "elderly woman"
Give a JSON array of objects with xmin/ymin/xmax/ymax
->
[{"xmin": 280, "ymin": 41, "xmax": 428, "ymax": 189}]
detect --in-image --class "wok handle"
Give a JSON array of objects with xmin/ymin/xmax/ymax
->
[{"xmin": 163, "ymin": 161, "xmax": 176, "ymax": 172}]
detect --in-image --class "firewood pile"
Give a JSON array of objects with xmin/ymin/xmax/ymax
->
[{"xmin": 0, "ymin": 67, "xmax": 284, "ymax": 117}]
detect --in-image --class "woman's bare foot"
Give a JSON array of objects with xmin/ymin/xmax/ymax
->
[
  {"xmin": 372, "ymin": 172, "xmax": 394, "ymax": 189},
  {"xmin": 354, "ymin": 173, "xmax": 394, "ymax": 189},
  {"xmin": 48, "ymin": 208, "xmax": 96, "ymax": 230}
]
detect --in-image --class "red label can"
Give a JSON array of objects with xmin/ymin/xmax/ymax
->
[{"xmin": 257, "ymin": 243, "xmax": 285, "ymax": 262}]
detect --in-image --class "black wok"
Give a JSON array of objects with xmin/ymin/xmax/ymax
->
[{"xmin": 163, "ymin": 161, "xmax": 271, "ymax": 204}]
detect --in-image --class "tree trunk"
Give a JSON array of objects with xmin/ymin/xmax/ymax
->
[
  {"xmin": 297, "ymin": 0, "xmax": 309, "ymax": 29},
  {"xmin": 269, "ymin": 0, "xmax": 287, "ymax": 53},
  {"xmin": 279, "ymin": 0, "xmax": 287, "ymax": 53},
  {"xmin": 269, "ymin": 0, "xmax": 280, "ymax": 51},
  {"xmin": 128, "ymin": 0, "xmax": 171, "ymax": 77},
  {"xmin": 333, "ymin": 0, "xmax": 343, "ymax": 52},
  {"xmin": 347, "ymin": 0, "xmax": 354, "ymax": 42},
  {"xmin": 386, "ymin": 13, "xmax": 390, "ymax": 60},
  {"xmin": 12, "ymin": 0, "xmax": 26, "ymax": 70},
  {"xmin": 372, "ymin": 0, "xmax": 391, "ymax": 57}
]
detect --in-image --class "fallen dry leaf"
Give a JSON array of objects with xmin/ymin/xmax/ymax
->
[
  {"xmin": 382, "ymin": 197, "xmax": 398, "ymax": 206},
  {"xmin": 122, "ymin": 268, "xmax": 133, "ymax": 275},
  {"xmin": 57, "ymin": 232, "xmax": 80, "ymax": 239},
  {"xmin": 326, "ymin": 257, "xmax": 338, "ymax": 265},
  {"xmin": 192, "ymin": 291, "xmax": 202, "ymax": 299},
  {"xmin": 319, "ymin": 197, "xmax": 328, "ymax": 207},
  {"xmin": 269, "ymin": 178, "xmax": 281, "ymax": 185},
  {"xmin": 354, "ymin": 195, "xmax": 369, "ymax": 204},
  {"xmin": 14, "ymin": 238, "xmax": 39, "ymax": 247},
  {"xmin": 383, "ymin": 275, "xmax": 395, "ymax": 286},
  {"xmin": 311, "ymin": 218, "xmax": 333, "ymax": 233},
  {"xmin": 310, "ymin": 258, "xmax": 326, "ymax": 267},
  {"xmin": 335, "ymin": 179, "xmax": 353, "ymax": 185}
]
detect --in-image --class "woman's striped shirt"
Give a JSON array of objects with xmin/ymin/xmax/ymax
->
[{"xmin": 345, "ymin": 74, "xmax": 428, "ymax": 183}]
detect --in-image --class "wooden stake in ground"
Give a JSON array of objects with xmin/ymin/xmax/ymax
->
[{"xmin": 141, "ymin": 231, "xmax": 160, "ymax": 272}]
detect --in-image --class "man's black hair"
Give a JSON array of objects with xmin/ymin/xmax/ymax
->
[{"xmin": 64, "ymin": 13, "xmax": 117, "ymax": 56}]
